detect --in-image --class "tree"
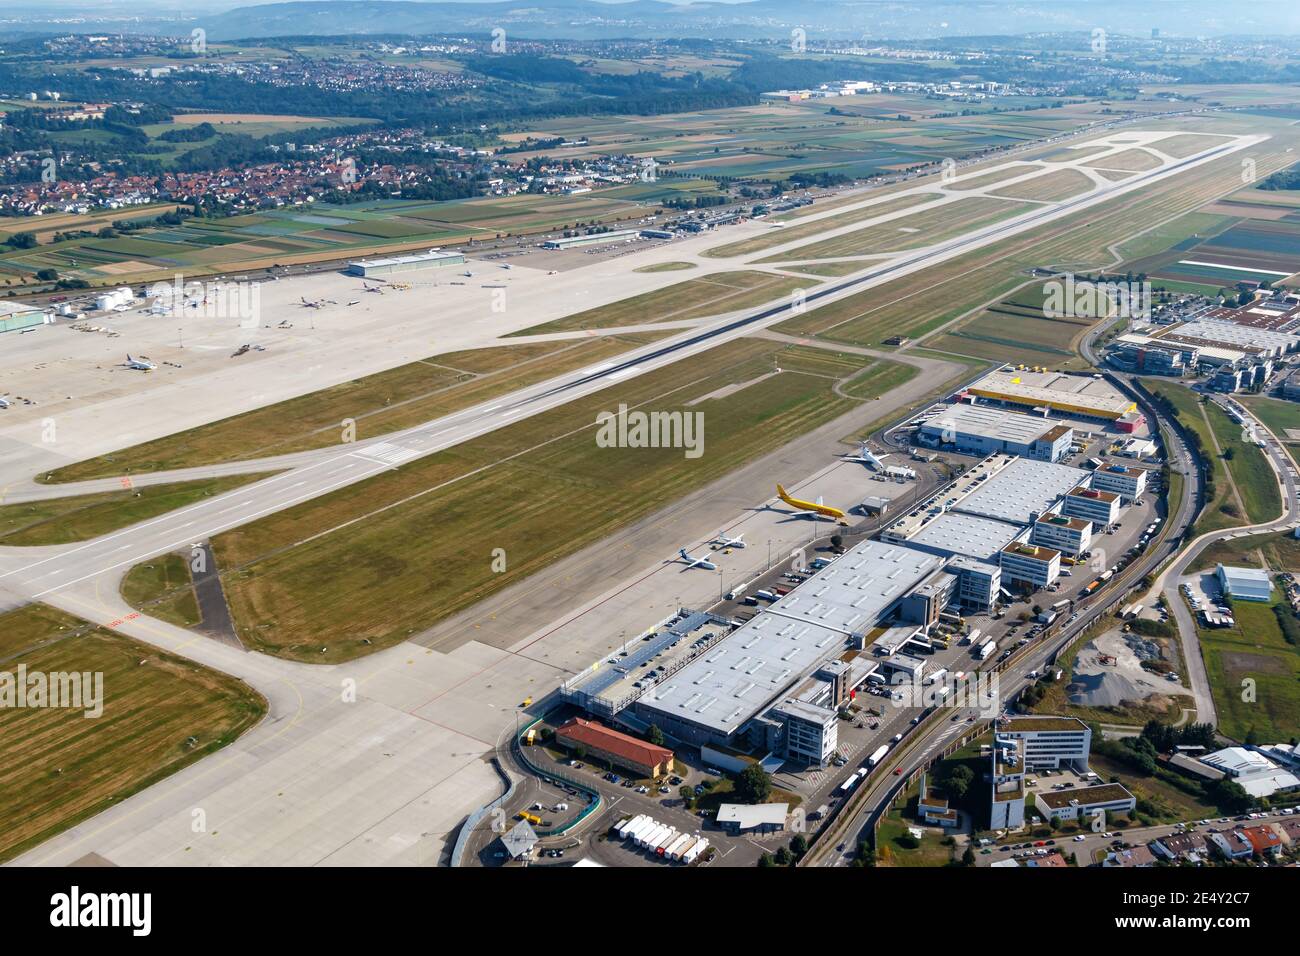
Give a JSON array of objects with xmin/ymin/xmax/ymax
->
[
  {"xmin": 734, "ymin": 763, "xmax": 773, "ymax": 804},
  {"xmin": 830, "ymin": 533, "xmax": 844, "ymax": 551},
  {"xmin": 790, "ymin": 834, "xmax": 808, "ymax": 861},
  {"xmin": 774, "ymin": 846, "xmax": 792, "ymax": 866},
  {"xmin": 961, "ymin": 846, "xmax": 976, "ymax": 866},
  {"xmin": 5, "ymin": 231, "xmax": 36, "ymax": 249},
  {"xmin": 646, "ymin": 724, "xmax": 664, "ymax": 747},
  {"xmin": 35, "ymin": 268, "xmax": 58, "ymax": 282},
  {"xmin": 945, "ymin": 764, "xmax": 975, "ymax": 801},
  {"xmin": 757, "ymin": 852, "xmax": 776, "ymax": 868}
]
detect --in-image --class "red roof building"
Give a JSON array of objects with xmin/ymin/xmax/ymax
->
[{"xmin": 554, "ymin": 718, "xmax": 674, "ymax": 779}]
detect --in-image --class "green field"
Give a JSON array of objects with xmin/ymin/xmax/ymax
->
[
  {"xmin": 0, "ymin": 603, "xmax": 265, "ymax": 863},
  {"xmin": 1151, "ymin": 384, "xmax": 1280, "ymax": 532},
  {"xmin": 506, "ymin": 272, "xmax": 817, "ymax": 336},
  {"xmin": 120, "ymin": 553, "xmax": 202, "ymax": 628},
  {"xmin": 756, "ymin": 197, "xmax": 1027, "ymax": 263},
  {"xmin": 43, "ymin": 335, "xmax": 667, "ymax": 483},
  {"xmin": 1241, "ymin": 394, "xmax": 1300, "ymax": 443},
  {"xmin": 0, "ymin": 474, "xmax": 272, "ymax": 546},
  {"xmin": 701, "ymin": 193, "xmax": 937, "ymax": 259},
  {"xmin": 211, "ymin": 339, "xmax": 912, "ymax": 661},
  {"xmin": 1198, "ymin": 599, "xmax": 1300, "ymax": 743}
]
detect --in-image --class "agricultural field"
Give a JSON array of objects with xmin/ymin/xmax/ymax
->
[
  {"xmin": 507, "ymin": 271, "xmax": 816, "ymax": 335},
  {"xmin": 209, "ymin": 339, "xmax": 914, "ymax": 661},
  {"xmin": 0, "ymin": 603, "xmax": 265, "ymax": 863},
  {"xmin": 45, "ymin": 334, "xmax": 668, "ymax": 482},
  {"xmin": 0, "ymin": 474, "xmax": 272, "ymax": 545},
  {"xmin": 1197, "ymin": 600, "xmax": 1300, "ymax": 743},
  {"xmin": 0, "ymin": 183, "xmax": 715, "ymax": 287},
  {"xmin": 512, "ymin": 96, "xmax": 1117, "ymax": 183}
]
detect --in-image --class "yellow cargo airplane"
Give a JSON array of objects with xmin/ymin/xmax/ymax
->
[{"xmin": 776, "ymin": 484, "xmax": 848, "ymax": 525}]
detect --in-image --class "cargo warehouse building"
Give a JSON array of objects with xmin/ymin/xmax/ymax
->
[
  {"xmin": 918, "ymin": 405, "xmax": 1073, "ymax": 462},
  {"xmin": 561, "ymin": 450, "xmax": 1138, "ymax": 769},
  {"xmin": 345, "ymin": 249, "xmax": 466, "ymax": 277}
]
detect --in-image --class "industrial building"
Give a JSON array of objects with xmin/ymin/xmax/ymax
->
[
  {"xmin": 0, "ymin": 300, "xmax": 49, "ymax": 334},
  {"xmin": 628, "ymin": 540, "xmax": 938, "ymax": 762},
  {"xmin": 961, "ymin": 369, "xmax": 1138, "ymax": 421},
  {"xmin": 1106, "ymin": 338, "xmax": 1192, "ymax": 375},
  {"xmin": 917, "ymin": 404, "xmax": 1073, "ymax": 462},
  {"xmin": 1198, "ymin": 746, "xmax": 1300, "ymax": 798},
  {"xmin": 345, "ymin": 249, "xmax": 466, "ymax": 277},
  {"xmin": 1215, "ymin": 564, "xmax": 1273, "ymax": 603},
  {"xmin": 1159, "ymin": 319, "xmax": 1298, "ymax": 360},
  {"xmin": 953, "ymin": 457, "xmax": 1088, "ymax": 525},
  {"xmin": 541, "ymin": 229, "xmax": 638, "ymax": 249}
]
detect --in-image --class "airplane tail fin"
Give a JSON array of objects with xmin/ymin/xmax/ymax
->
[
  {"xmin": 776, "ymin": 484, "xmax": 788, "ymax": 498},
  {"xmin": 679, "ymin": 549, "xmax": 689, "ymax": 560}
]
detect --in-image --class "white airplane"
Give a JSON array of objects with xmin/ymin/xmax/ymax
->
[
  {"xmin": 124, "ymin": 354, "xmax": 157, "ymax": 371},
  {"xmin": 677, "ymin": 548, "xmax": 717, "ymax": 571},
  {"xmin": 711, "ymin": 533, "xmax": 746, "ymax": 549},
  {"xmin": 842, "ymin": 442, "xmax": 889, "ymax": 471},
  {"xmin": 0, "ymin": 395, "xmax": 10, "ymax": 409}
]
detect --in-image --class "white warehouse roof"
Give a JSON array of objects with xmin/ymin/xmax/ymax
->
[
  {"xmin": 953, "ymin": 457, "xmax": 1087, "ymax": 524},
  {"xmin": 1215, "ymin": 564, "xmax": 1273, "ymax": 601},
  {"xmin": 716, "ymin": 803, "xmax": 789, "ymax": 830},
  {"xmin": 906, "ymin": 512, "xmax": 1021, "ymax": 561},
  {"xmin": 922, "ymin": 404, "xmax": 1061, "ymax": 445},
  {"xmin": 640, "ymin": 540, "xmax": 939, "ymax": 736}
]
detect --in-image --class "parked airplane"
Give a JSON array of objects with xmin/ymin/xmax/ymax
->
[
  {"xmin": 842, "ymin": 442, "xmax": 889, "ymax": 470},
  {"xmin": 0, "ymin": 395, "xmax": 10, "ymax": 409},
  {"xmin": 677, "ymin": 548, "xmax": 718, "ymax": 571},
  {"xmin": 300, "ymin": 296, "xmax": 324, "ymax": 309},
  {"xmin": 124, "ymin": 354, "xmax": 157, "ymax": 371},
  {"xmin": 711, "ymin": 533, "xmax": 746, "ymax": 550},
  {"xmin": 776, "ymin": 484, "xmax": 848, "ymax": 524}
]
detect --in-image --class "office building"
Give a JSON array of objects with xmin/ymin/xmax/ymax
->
[
  {"xmin": 1033, "ymin": 783, "xmax": 1136, "ymax": 822},
  {"xmin": 1060, "ymin": 487, "xmax": 1120, "ymax": 527},
  {"xmin": 1030, "ymin": 512, "xmax": 1092, "ymax": 556},
  {"xmin": 1089, "ymin": 463, "xmax": 1148, "ymax": 502},
  {"xmin": 990, "ymin": 736, "xmax": 1026, "ymax": 829},
  {"xmin": 994, "ymin": 716, "xmax": 1091, "ymax": 770},
  {"xmin": 999, "ymin": 540, "xmax": 1061, "ymax": 589}
]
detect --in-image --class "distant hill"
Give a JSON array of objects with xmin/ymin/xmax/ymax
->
[{"xmin": 7, "ymin": 0, "xmax": 1300, "ymax": 42}]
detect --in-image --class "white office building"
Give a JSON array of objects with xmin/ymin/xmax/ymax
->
[
  {"xmin": 999, "ymin": 540, "xmax": 1061, "ymax": 589},
  {"xmin": 1060, "ymin": 488, "xmax": 1121, "ymax": 527},
  {"xmin": 1030, "ymin": 512, "xmax": 1092, "ymax": 556},
  {"xmin": 1089, "ymin": 463, "xmax": 1149, "ymax": 502},
  {"xmin": 994, "ymin": 716, "xmax": 1091, "ymax": 770}
]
